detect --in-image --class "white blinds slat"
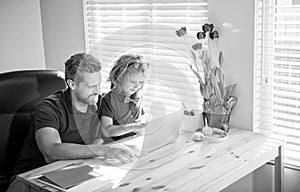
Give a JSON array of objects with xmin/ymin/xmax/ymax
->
[
  {"xmin": 254, "ymin": 0, "xmax": 300, "ymax": 168},
  {"xmin": 84, "ymin": 0, "xmax": 207, "ymax": 114}
]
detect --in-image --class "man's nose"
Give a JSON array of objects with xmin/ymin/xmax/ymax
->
[
  {"xmin": 94, "ymin": 85, "xmax": 101, "ymax": 94},
  {"xmin": 134, "ymin": 83, "xmax": 140, "ymax": 89}
]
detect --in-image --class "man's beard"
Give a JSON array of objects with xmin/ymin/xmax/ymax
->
[{"xmin": 75, "ymin": 92, "xmax": 98, "ymax": 105}]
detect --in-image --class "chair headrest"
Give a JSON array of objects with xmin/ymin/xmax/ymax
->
[{"xmin": 0, "ymin": 70, "xmax": 66, "ymax": 114}]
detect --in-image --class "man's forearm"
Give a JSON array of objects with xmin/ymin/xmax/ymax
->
[{"xmin": 44, "ymin": 143, "xmax": 107, "ymax": 163}]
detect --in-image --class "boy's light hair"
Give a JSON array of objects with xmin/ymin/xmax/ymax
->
[{"xmin": 108, "ymin": 54, "xmax": 150, "ymax": 94}]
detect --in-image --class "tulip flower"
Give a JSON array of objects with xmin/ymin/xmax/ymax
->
[
  {"xmin": 175, "ymin": 27, "xmax": 187, "ymax": 37},
  {"xmin": 175, "ymin": 23, "xmax": 237, "ymax": 117}
]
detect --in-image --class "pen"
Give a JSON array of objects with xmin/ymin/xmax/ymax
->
[{"xmin": 58, "ymin": 161, "xmax": 84, "ymax": 169}]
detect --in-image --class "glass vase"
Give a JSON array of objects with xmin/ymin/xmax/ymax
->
[{"xmin": 202, "ymin": 111, "xmax": 231, "ymax": 133}]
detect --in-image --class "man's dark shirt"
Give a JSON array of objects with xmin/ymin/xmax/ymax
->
[{"xmin": 13, "ymin": 88, "xmax": 101, "ymax": 176}]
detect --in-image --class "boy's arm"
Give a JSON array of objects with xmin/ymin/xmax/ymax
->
[{"xmin": 101, "ymin": 116, "xmax": 146, "ymax": 137}]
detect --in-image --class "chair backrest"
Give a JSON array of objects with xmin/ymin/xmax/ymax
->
[{"xmin": 0, "ymin": 70, "xmax": 66, "ymax": 181}]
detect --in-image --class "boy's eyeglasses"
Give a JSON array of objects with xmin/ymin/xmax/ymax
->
[{"xmin": 118, "ymin": 60, "xmax": 149, "ymax": 78}]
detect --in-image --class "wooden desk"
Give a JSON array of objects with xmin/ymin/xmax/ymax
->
[{"xmin": 17, "ymin": 129, "xmax": 284, "ymax": 192}]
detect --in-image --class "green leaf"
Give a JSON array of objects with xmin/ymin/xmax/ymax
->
[
  {"xmin": 219, "ymin": 51, "xmax": 224, "ymax": 68},
  {"xmin": 224, "ymin": 84, "xmax": 236, "ymax": 101},
  {"xmin": 209, "ymin": 94, "xmax": 217, "ymax": 105},
  {"xmin": 216, "ymin": 67, "xmax": 225, "ymax": 94},
  {"xmin": 205, "ymin": 82, "xmax": 212, "ymax": 99},
  {"xmin": 189, "ymin": 64, "xmax": 201, "ymax": 80},
  {"xmin": 218, "ymin": 81, "xmax": 224, "ymax": 99},
  {"xmin": 200, "ymin": 84, "xmax": 205, "ymax": 98},
  {"xmin": 190, "ymin": 49, "xmax": 197, "ymax": 63},
  {"xmin": 189, "ymin": 50, "xmax": 200, "ymax": 73},
  {"xmin": 214, "ymin": 84, "xmax": 222, "ymax": 100}
]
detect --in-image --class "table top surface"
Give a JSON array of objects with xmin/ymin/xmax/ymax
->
[{"xmin": 17, "ymin": 128, "xmax": 283, "ymax": 192}]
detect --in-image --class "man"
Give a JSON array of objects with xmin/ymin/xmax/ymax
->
[{"xmin": 7, "ymin": 53, "xmax": 135, "ymax": 191}]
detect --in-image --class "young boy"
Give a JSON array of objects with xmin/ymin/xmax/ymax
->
[{"xmin": 100, "ymin": 54, "xmax": 150, "ymax": 143}]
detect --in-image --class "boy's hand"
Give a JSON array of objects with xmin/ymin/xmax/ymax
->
[
  {"xmin": 127, "ymin": 120, "xmax": 147, "ymax": 130},
  {"xmin": 135, "ymin": 116, "xmax": 150, "ymax": 125},
  {"xmin": 135, "ymin": 120, "xmax": 148, "ymax": 127},
  {"xmin": 131, "ymin": 121, "xmax": 147, "ymax": 133},
  {"xmin": 134, "ymin": 126, "xmax": 145, "ymax": 136},
  {"xmin": 92, "ymin": 138, "xmax": 104, "ymax": 145}
]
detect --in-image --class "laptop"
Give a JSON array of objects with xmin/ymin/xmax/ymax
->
[{"xmin": 122, "ymin": 109, "xmax": 184, "ymax": 156}]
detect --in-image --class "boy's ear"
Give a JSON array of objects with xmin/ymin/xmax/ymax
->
[
  {"xmin": 116, "ymin": 75, "xmax": 121, "ymax": 81},
  {"xmin": 67, "ymin": 79, "xmax": 76, "ymax": 90}
]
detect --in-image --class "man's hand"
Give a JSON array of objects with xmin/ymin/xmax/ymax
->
[{"xmin": 104, "ymin": 144, "xmax": 136, "ymax": 164}]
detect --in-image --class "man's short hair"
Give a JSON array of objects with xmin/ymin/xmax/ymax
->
[{"xmin": 64, "ymin": 53, "xmax": 102, "ymax": 84}]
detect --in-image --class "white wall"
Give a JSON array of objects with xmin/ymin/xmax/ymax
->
[
  {"xmin": 208, "ymin": 1, "xmax": 255, "ymax": 191},
  {"xmin": 209, "ymin": 2, "xmax": 300, "ymax": 192},
  {"xmin": 209, "ymin": 0, "xmax": 254, "ymax": 131},
  {"xmin": 40, "ymin": 0, "xmax": 85, "ymax": 72},
  {"xmin": 0, "ymin": 0, "xmax": 45, "ymax": 73}
]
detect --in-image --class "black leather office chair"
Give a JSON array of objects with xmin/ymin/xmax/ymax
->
[{"xmin": 0, "ymin": 70, "xmax": 66, "ymax": 191}]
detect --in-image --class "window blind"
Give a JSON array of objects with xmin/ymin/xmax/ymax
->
[
  {"xmin": 83, "ymin": 0, "xmax": 208, "ymax": 116},
  {"xmin": 254, "ymin": 0, "xmax": 300, "ymax": 168}
]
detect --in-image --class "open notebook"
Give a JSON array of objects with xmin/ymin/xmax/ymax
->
[{"xmin": 36, "ymin": 164, "xmax": 98, "ymax": 191}]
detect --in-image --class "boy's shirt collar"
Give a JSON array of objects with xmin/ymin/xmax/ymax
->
[{"xmin": 112, "ymin": 89, "xmax": 140, "ymax": 104}]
